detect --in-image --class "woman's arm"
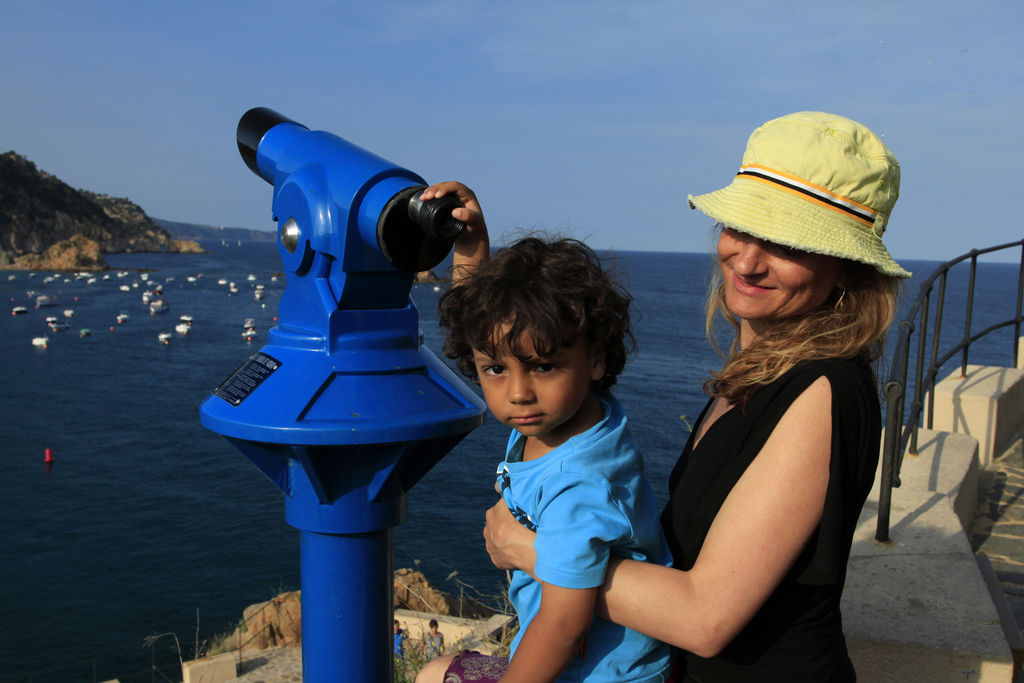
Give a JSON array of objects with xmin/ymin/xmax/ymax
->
[
  {"xmin": 418, "ymin": 182, "xmax": 489, "ymax": 283},
  {"xmin": 484, "ymin": 377, "xmax": 835, "ymax": 657}
]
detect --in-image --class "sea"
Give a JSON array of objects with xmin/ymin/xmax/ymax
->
[{"xmin": 0, "ymin": 241, "xmax": 1019, "ymax": 682}]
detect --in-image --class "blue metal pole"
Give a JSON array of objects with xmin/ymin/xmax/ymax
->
[{"xmin": 300, "ymin": 528, "xmax": 394, "ymax": 682}]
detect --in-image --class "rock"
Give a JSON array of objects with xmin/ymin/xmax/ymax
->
[
  {"xmin": 415, "ymin": 269, "xmax": 445, "ymax": 284},
  {"xmin": 168, "ymin": 239, "xmax": 205, "ymax": 254},
  {"xmin": 394, "ymin": 568, "xmax": 494, "ymax": 620},
  {"xmin": 237, "ymin": 590, "xmax": 302, "ymax": 651},
  {"xmin": 13, "ymin": 234, "xmax": 107, "ymax": 271},
  {"xmin": 222, "ymin": 569, "xmax": 495, "ymax": 651}
]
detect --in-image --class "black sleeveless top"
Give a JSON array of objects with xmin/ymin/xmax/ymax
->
[{"xmin": 663, "ymin": 358, "xmax": 880, "ymax": 682}]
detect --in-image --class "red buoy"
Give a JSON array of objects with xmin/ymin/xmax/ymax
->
[{"xmin": 44, "ymin": 448, "xmax": 54, "ymax": 464}]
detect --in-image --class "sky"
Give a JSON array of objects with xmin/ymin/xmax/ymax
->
[{"xmin": 1, "ymin": 0, "xmax": 1022, "ymax": 263}]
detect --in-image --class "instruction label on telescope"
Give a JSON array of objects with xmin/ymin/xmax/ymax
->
[{"xmin": 214, "ymin": 352, "xmax": 281, "ymax": 406}]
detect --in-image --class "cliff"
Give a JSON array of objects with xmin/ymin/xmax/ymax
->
[{"xmin": 0, "ymin": 151, "xmax": 204, "ymax": 271}]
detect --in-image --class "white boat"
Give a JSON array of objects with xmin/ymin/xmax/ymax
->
[
  {"xmin": 229, "ymin": 282, "xmax": 238, "ymax": 293},
  {"xmin": 242, "ymin": 329, "xmax": 257, "ymax": 341},
  {"xmin": 119, "ymin": 284, "xmax": 131, "ymax": 292},
  {"xmin": 116, "ymin": 312, "xmax": 130, "ymax": 324},
  {"xmin": 142, "ymin": 291, "xmax": 152, "ymax": 304},
  {"xmin": 31, "ymin": 336, "xmax": 49, "ymax": 348},
  {"xmin": 87, "ymin": 277, "xmax": 97, "ymax": 285},
  {"xmin": 64, "ymin": 309, "xmax": 74, "ymax": 318},
  {"xmin": 175, "ymin": 322, "xmax": 191, "ymax": 335},
  {"xmin": 45, "ymin": 316, "xmax": 59, "ymax": 324},
  {"xmin": 157, "ymin": 332, "xmax": 172, "ymax": 344},
  {"xmin": 247, "ymin": 274, "xmax": 256, "ymax": 281},
  {"xmin": 149, "ymin": 299, "xmax": 169, "ymax": 314},
  {"xmin": 140, "ymin": 273, "xmax": 150, "ymax": 281},
  {"xmin": 6, "ymin": 274, "xmax": 15, "ymax": 281},
  {"xmin": 186, "ymin": 276, "xmax": 197, "ymax": 283},
  {"xmin": 35, "ymin": 294, "xmax": 58, "ymax": 307},
  {"xmin": 217, "ymin": 278, "xmax": 227, "ymax": 286},
  {"xmin": 254, "ymin": 285, "xmax": 265, "ymax": 301},
  {"xmin": 48, "ymin": 321, "xmax": 69, "ymax": 332},
  {"xmin": 11, "ymin": 306, "xmax": 28, "ymax": 316},
  {"xmin": 179, "ymin": 314, "xmax": 193, "ymax": 324}
]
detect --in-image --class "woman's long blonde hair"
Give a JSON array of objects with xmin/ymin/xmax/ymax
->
[{"xmin": 704, "ymin": 253, "xmax": 900, "ymax": 407}]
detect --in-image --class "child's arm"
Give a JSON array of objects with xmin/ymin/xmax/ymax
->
[
  {"xmin": 418, "ymin": 181, "xmax": 489, "ymax": 283},
  {"xmin": 500, "ymin": 582, "xmax": 597, "ymax": 683}
]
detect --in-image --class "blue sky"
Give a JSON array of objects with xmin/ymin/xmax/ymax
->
[{"xmin": 1, "ymin": 1, "xmax": 1021, "ymax": 262}]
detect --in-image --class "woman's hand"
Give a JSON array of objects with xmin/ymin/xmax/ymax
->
[
  {"xmin": 484, "ymin": 496, "xmax": 537, "ymax": 577},
  {"xmin": 419, "ymin": 181, "xmax": 489, "ymax": 281}
]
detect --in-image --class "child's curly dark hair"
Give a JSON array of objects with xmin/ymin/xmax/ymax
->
[{"xmin": 438, "ymin": 236, "xmax": 635, "ymax": 392}]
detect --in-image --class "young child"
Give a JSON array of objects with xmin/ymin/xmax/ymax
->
[{"xmin": 428, "ymin": 236, "xmax": 672, "ymax": 683}]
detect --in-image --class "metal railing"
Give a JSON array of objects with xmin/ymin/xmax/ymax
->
[{"xmin": 876, "ymin": 238, "xmax": 1024, "ymax": 542}]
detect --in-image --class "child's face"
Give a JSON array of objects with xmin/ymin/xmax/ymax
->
[{"xmin": 472, "ymin": 330, "xmax": 606, "ymax": 453}]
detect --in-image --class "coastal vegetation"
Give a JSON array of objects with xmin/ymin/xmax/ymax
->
[{"xmin": 0, "ymin": 151, "xmax": 204, "ymax": 271}]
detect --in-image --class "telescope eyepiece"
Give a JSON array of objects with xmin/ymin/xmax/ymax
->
[{"xmin": 406, "ymin": 193, "xmax": 466, "ymax": 241}]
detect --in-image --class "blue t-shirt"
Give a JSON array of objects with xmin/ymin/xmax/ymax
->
[{"xmin": 497, "ymin": 393, "xmax": 672, "ymax": 682}]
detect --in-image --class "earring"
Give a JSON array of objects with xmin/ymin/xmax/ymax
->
[{"xmin": 834, "ymin": 289, "xmax": 847, "ymax": 311}]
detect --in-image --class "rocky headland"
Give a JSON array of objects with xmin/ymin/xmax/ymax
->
[{"xmin": 0, "ymin": 151, "xmax": 203, "ymax": 271}]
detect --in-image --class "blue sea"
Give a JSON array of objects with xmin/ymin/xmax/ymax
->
[{"xmin": 0, "ymin": 241, "xmax": 1019, "ymax": 681}]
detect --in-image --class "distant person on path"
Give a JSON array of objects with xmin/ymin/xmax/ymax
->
[
  {"xmin": 394, "ymin": 619, "xmax": 408, "ymax": 660},
  {"xmin": 422, "ymin": 111, "xmax": 911, "ymax": 681},
  {"xmin": 422, "ymin": 619, "xmax": 445, "ymax": 661},
  {"xmin": 416, "ymin": 236, "xmax": 672, "ymax": 682}
]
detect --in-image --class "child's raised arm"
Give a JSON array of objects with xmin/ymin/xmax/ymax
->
[
  {"xmin": 499, "ymin": 583, "xmax": 597, "ymax": 683},
  {"xmin": 418, "ymin": 181, "xmax": 489, "ymax": 283}
]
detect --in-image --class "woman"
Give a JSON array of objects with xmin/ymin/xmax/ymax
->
[{"xmin": 420, "ymin": 111, "xmax": 910, "ymax": 682}]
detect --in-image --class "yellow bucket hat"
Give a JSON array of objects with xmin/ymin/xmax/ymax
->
[{"xmin": 688, "ymin": 111, "xmax": 911, "ymax": 278}]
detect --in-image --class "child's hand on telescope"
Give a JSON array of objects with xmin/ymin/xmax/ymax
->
[{"xmin": 420, "ymin": 181, "xmax": 490, "ymax": 282}]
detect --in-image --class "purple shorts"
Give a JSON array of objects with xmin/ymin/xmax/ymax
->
[{"xmin": 443, "ymin": 651, "xmax": 510, "ymax": 682}]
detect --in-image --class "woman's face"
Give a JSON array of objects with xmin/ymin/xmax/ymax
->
[{"xmin": 717, "ymin": 227, "xmax": 845, "ymax": 342}]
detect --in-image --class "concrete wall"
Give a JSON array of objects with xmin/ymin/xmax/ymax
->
[
  {"xmin": 931, "ymin": 365, "xmax": 1024, "ymax": 466},
  {"xmin": 844, "ymin": 427, "xmax": 1016, "ymax": 681}
]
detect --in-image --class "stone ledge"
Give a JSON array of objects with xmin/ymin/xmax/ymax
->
[
  {"xmin": 932, "ymin": 365, "xmax": 1024, "ymax": 466},
  {"xmin": 182, "ymin": 652, "xmax": 237, "ymax": 683},
  {"xmin": 845, "ymin": 427, "xmax": 1015, "ymax": 681}
]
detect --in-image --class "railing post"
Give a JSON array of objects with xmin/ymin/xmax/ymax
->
[
  {"xmin": 877, "ymin": 378, "xmax": 906, "ymax": 542},
  {"xmin": 960, "ymin": 252, "xmax": 979, "ymax": 377},
  {"xmin": 1015, "ymin": 244, "xmax": 1024, "ymax": 368}
]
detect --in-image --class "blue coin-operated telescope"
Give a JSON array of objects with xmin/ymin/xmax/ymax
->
[{"xmin": 199, "ymin": 108, "xmax": 486, "ymax": 683}]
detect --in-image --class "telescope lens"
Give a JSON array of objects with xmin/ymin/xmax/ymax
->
[{"xmin": 237, "ymin": 107, "xmax": 302, "ymax": 178}]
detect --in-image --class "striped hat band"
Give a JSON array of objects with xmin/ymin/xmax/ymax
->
[{"xmin": 736, "ymin": 164, "xmax": 878, "ymax": 229}]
